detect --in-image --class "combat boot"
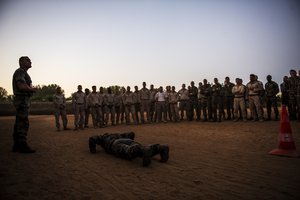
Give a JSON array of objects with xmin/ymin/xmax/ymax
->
[
  {"xmin": 142, "ymin": 146, "xmax": 152, "ymax": 167},
  {"xmin": 89, "ymin": 136, "xmax": 97, "ymax": 153},
  {"xmin": 149, "ymin": 144, "xmax": 169, "ymax": 163},
  {"xmin": 159, "ymin": 145, "xmax": 169, "ymax": 163},
  {"xmin": 18, "ymin": 142, "xmax": 36, "ymax": 153}
]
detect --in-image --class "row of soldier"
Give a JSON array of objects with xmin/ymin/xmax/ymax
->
[{"xmin": 53, "ymin": 70, "xmax": 299, "ymax": 131}]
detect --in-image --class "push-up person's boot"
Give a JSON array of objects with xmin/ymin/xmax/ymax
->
[
  {"xmin": 89, "ymin": 135, "xmax": 103, "ymax": 153},
  {"xmin": 159, "ymin": 145, "xmax": 169, "ymax": 163}
]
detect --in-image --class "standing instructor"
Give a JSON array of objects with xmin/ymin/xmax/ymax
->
[{"xmin": 12, "ymin": 56, "xmax": 37, "ymax": 153}]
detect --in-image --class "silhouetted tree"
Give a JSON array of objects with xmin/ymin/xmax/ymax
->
[
  {"xmin": 0, "ymin": 87, "xmax": 9, "ymax": 101},
  {"xmin": 31, "ymin": 84, "xmax": 62, "ymax": 102}
]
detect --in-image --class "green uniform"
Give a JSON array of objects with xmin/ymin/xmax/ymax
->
[
  {"xmin": 12, "ymin": 68, "xmax": 33, "ymax": 148},
  {"xmin": 265, "ymin": 80, "xmax": 279, "ymax": 120}
]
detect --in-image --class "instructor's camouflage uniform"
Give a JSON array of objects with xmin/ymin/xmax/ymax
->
[{"xmin": 12, "ymin": 56, "xmax": 36, "ymax": 153}]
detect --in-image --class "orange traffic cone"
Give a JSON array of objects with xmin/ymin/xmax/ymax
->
[{"xmin": 269, "ymin": 105, "xmax": 299, "ymax": 157}]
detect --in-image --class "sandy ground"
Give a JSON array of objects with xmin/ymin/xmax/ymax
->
[{"xmin": 0, "ymin": 115, "xmax": 300, "ymax": 200}]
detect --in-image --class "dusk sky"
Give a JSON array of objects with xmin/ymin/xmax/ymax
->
[{"xmin": 0, "ymin": 0, "xmax": 299, "ymax": 97}]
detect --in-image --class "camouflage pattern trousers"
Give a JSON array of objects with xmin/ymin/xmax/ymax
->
[
  {"xmin": 74, "ymin": 104, "xmax": 85, "ymax": 127},
  {"xmin": 13, "ymin": 96, "xmax": 30, "ymax": 144},
  {"xmin": 111, "ymin": 138, "xmax": 142, "ymax": 159},
  {"xmin": 54, "ymin": 108, "xmax": 68, "ymax": 129},
  {"xmin": 140, "ymin": 99, "xmax": 150, "ymax": 123},
  {"xmin": 233, "ymin": 97, "xmax": 246, "ymax": 120},
  {"xmin": 248, "ymin": 95, "xmax": 263, "ymax": 120}
]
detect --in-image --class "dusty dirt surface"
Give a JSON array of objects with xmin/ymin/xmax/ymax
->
[{"xmin": 0, "ymin": 115, "xmax": 300, "ymax": 200}]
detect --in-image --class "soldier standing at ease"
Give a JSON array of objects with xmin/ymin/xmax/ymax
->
[
  {"xmin": 123, "ymin": 86, "xmax": 137, "ymax": 125},
  {"xmin": 149, "ymin": 84, "xmax": 157, "ymax": 122},
  {"xmin": 246, "ymin": 74, "xmax": 264, "ymax": 122},
  {"xmin": 280, "ymin": 76, "xmax": 290, "ymax": 115},
  {"xmin": 200, "ymin": 79, "xmax": 212, "ymax": 121},
  {"xmin": 178, "ymin": 84, "xmax": 189, "ymax": 120},
  {"xmin": 12, "ymin": 56, "xmax": 37, "ymax": 153},
  {"xmin": 256, "ymin": 75, "xmax": 265, "ymax": 120},
  {"xmin": 87, "ymin": 86, "xmax": 99, "ymax": 128},
  {"xmin": 211, "ymin": 78, "xmax": 223, "ymax": 122},
  {"xmin": 140, "ymin": 82, "xmax": 151, "ymax": 123},
  {"xmin": 288, "ymin": 69, "xmax": 300, "ymax": 120},
  {"xmin": 197, "ymin": 82, "xmax": 203, "ymax": 121},
  {"xmin": 84, "ymin": 88, "xmax": 91, "ymax": 128},
  {"xmin": 53, "ymin": 86, "xmax": 69, "ymax": 131},
  {"xmin": 232, "ymin": 78, "xmax": 247, "ymax": 122},
  {"xmin": 265, "ymin": 75, "xmax": 279, "ymax": 120},
  {"xmin": 98, "ymin": 87, "xmax": 106, "ymax": 126},
  {"xmin": 155, "ymin": 86, "xmax": 168, "ymax": 123},
  {"xmin": 133, "ymin": 86, "xmax": 141, "ymax": 124},
  {"xmin": 72, "ymin": 85, "xmax": 86, "ymax": 130},
  {"xmin": 104, "ymin": 87, "xmax": 116, "ymax": 126},
  {"xmin": 188, "ymin": 81, "xmax": 200, "ymax": 121},
  {"xmin": 114, "ymin": 87, "xmax": 125, "ymax": 125},
  {"xmin": 165, "ymin": 86, "xmax": 172, "ymax": 121},
  {"xmin": 169, "ymin": 86, "xmax": 180, "ymax": 122},
  {"xmin": 224, "ymin": 77, "xmax": 235, "ymax": 120}
]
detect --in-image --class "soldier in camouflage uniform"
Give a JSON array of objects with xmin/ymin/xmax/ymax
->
[
  {"xmin": 87, "ymin": 86, "xmax": 100, "ymax": 128},
  {"xmin": 178, "ymin": 84, "xmax": 189, "ymax": 120},
  {"xmin": 72, "ymin": 85, "xmax": 86, "ymax": 130},
  {"xmin": 265, "ymin": 75, "xmax": 279, "ymax": 120},
  {"xmin": 188, "ymin": 81, "xmax": 200, "ymax": 121},
  {"xmin": 232, "ymin": 78, "xmax": 247, "ymax": 122},
  {"xmin": 123, "ymin": 86, "xmax": 137, "ymax": 125},
  {"xmin": 84, "ymin": 88, "xmax": 91, "ymax": 128},
  {"xmin": 165, "ymin": 86, "xmax": 172, "ymax": 121},
  {"xmin": 211, "ymin": 78, "xmax": 223, "ymax": 122},
  {"xmin": 246, "ymin": 74, "xmax": 264, "ymax": 122},
  {"xmin": 114, "ymin": 87, "xmax": 125, "ymax": 125},
  {"xmin": 288, "ymin": 69, "xmax": 300, "ymax": 121},
  {"xmin": 140, "ymin": 82, "xmax": 151, "ymax": 123},
  {"xmin": 149, "ymin": 84, "xmax": 157, "ymax": 122},
  {"xmin": 169, "ymin": 86, "xmax": 180, "ymax": 122},
  {"xmin": 53, "ymin": 86, "xmax": 69, "ymax": 131},
  {"xmin": 197, "ymin": 82, "xmax": 203, "ymax": 121},
  {"xmin": 155, "ymin": 86, "xmax": 168, "ymax": 123},
  {"xmin": 98, "ymin": 87, "xmax": 106, "ymax": 126},
  {"xmin": 280, "ymin": 76, "xmax": 290, "ymax": 116},
  {"xmin": 89, "ymin": 132, "xmax": 169, "ymax": 167},
  {"xmin": 200, "ymin": 79, "xmax": 212, "ymax": 121},
  {"xmin": 12, "ymin": 56, "xmax": 37, "ymax": 153},
  {"xmin": 104, "ymin": 87, "xmax": 116, "ymax": 126},
  {"xmin": 280, "ymin": 76, "xmax": 289, "ymax": 106},
  {"xmin": 133, "ymin": 86, "xmax": 141, "ymax": 124},
  {"xmin": 223, "ymin": 77, "xmax": 235, "ymax": 120}
]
